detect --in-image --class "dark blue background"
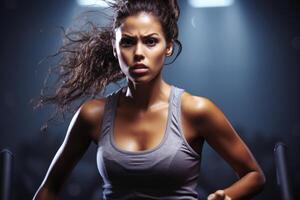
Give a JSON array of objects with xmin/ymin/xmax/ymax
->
[{"xmin": 0, "ymin": 0, "xmax": 299, "ymax": 199}]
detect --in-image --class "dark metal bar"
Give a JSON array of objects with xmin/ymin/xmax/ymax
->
[
  {"xmin": 0, "ymin": 149, "xmax": 13, "ymax": 200},
  {"xmin": 274, "ymin": 142, "xmax": 294, "ymax": 200}
]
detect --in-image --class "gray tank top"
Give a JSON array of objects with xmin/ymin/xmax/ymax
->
[{"xmin": 96, "ymin": 85, "xmax": 203, "ymax": 200}]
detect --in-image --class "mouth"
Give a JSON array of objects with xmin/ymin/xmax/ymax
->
[
  {"xmin": 131, "ymin": 63, "xmax": 148, "ymax": 69},
  {"xmin": 129, "ymin": 64, "xmax": 149, "ymax": 75}
]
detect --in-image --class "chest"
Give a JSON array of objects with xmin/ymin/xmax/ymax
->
[
  {"xmin": 97, "ymin": 101, "xmax": 202, "ymax": 190},
  {"xmin": 112, "ymin": 103, "xmax": 201, "ymax": 153}
]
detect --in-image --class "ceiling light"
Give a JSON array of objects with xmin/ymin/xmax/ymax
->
[
  {"xmin": 188, "ymin": 0, "xmax": 234, "ymax": 8},
  {"xmin": 76, "ymin": 0, "xmax": 109, "ymax": 7}
]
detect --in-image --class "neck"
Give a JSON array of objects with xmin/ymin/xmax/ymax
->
[{"xmin": 122, "ymin": 74, "xmax": 171, "ymax": 111}]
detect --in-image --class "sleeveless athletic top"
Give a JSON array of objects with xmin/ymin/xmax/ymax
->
[{"xmin": 96, "ymin": 85, "xmax": 203, "ymax": 200}]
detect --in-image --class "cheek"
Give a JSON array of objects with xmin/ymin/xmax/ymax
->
[
  {"xmin": 149, "ymin": 47, "xmax": 166, "ymax": 67},
  {"xmin": 118, "ymin": 50, "xmax": 131, "ymax": 67}
]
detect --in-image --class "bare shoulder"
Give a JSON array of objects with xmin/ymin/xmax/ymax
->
[
  {"xmin": 181, "ymin": 91, "xmax": 234, "ymax": 139},
  {"xmin": 79, "ymin": 98, "xmax": 107, "ymax": 125},
  {"xmin": 181, "ymin": 91, "xmax": 217, "ymax": 120},
  {"xmin": 76, "ymin": 98, "xmax": 107, "ymax": 143}
]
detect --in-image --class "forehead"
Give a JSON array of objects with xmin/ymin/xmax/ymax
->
[{"xmin": 116, "ymin": 12, "xmax": 164, "ymax": 36}]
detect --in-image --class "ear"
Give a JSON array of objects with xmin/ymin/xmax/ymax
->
[{"xmin": 166, "ymin": 41, "xmax": 174, "ymax": 57}]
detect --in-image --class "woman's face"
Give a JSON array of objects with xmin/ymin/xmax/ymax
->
[{"xmin": 114, "ymin": 12, "xmax": 173, "ymax": 84}]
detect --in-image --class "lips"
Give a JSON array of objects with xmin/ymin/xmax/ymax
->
[
  {"xmin": 129, "ymin": 63, "xmax": 149, "ymax": 75},
  {"xmin": 131, "ymin": 63, "xmax": 148, "ymax": 69}
]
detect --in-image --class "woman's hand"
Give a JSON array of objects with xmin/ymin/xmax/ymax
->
[{"xmin": 207, "ymin": 190, "xmax": 232, "ymax": 200}]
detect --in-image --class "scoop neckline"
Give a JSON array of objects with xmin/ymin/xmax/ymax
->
[{"xmin": 109, "ymin": 85, "xmax": 174, "ymax": 155}]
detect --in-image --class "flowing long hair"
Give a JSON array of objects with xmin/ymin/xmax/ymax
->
[{"xmin": 34, "ymin": 0, "xmax": 182, "ymax": 129}]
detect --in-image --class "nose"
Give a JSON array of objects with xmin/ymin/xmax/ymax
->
[{"xmin": 133, "ymin": 42, "xmax": 144, "ymax": 62}]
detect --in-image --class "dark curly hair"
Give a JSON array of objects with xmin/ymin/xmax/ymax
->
[{"xmin": 35, "ymin": 0, "xmax": 182, "ymax": 128}]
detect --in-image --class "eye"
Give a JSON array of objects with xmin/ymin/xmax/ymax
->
[
  {"xmin": 145, "ymin": 38, "xmax": 158, "ymax": 46},
  {"xmin": 120, "ymin": 38, "xmax": 135, "ymax": 47}
]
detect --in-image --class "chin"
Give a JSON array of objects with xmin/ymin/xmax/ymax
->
[
  {"xmin": 129, "ymin": 76, "xmax": 154, "ymax": 85},
  {"xmin": 127, "ymin": 71, "xmax": 161, "ymax": 85},
  {"xmin": 131, "ymin": 79, "xmax": 150, "ymax": 85}
]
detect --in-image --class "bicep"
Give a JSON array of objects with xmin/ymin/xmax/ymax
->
[
  {"xmin": 40, "ymin": 108, "xmax": 93, "ymax": 193},
  {"xmin": 198, "ymin": 99, "xmax": 261, "ymax": 177}
]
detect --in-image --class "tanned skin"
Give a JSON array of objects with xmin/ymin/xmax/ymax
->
[{"xmin": 34, "ymin": 12, "xmax": 265, "ymax": 200}]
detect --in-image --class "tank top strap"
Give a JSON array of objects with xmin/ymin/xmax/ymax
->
[
  {"xmin": 168, "ymin": 85, "xmax": 185, "ymax": 139},
  {"xmin": 171, "ymin": 85, "xmax": 185, "ymax": 109},
  {"xmin": 171, "ymin": 86, "xmax": 202, "ymax": 159},
  {"xmin": 98, "ymin": 88, "xmax": 122, "ymax": 144}
]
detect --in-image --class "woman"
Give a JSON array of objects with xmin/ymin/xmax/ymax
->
[{"xmin": 33, "ymin": 0, "xmax": 265, "ymax": 199}]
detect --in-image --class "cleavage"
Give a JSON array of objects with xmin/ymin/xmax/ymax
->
[{"xmin": 112, "ymin": 104, "xmax": 169, "ymax": 152}]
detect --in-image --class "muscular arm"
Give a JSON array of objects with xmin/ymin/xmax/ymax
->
[
  {"xmin": 33, "ymin": 99, "xmax": 105, "ymax": 200},
  {"xmin": 184, "ymin": 94, "xmax": 265, "ymax": 200}
]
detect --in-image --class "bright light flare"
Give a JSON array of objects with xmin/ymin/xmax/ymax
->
[
  {"xmin": 188, "ymin": 0, "xmax": 235, "ymax": 8},
  {"xmin": 76, "ymin": 0, "xmax": 110, "ymax": 7}
]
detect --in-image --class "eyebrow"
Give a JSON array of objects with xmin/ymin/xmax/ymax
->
[{"xmin": 122, "ymin": 33, "xmax": 159, "ymax": 37}]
